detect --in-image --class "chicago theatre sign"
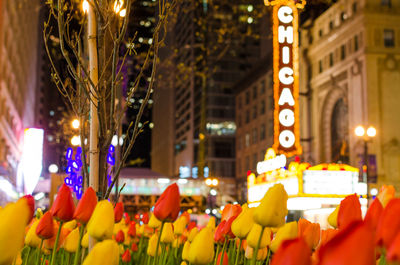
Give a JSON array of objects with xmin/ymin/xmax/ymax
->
[{"xmin": 265, "ymin": 0, "xmax": 305, "ymax": 157}]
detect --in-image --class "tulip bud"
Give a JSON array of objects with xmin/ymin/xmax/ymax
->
[
  {"xmin": 270, "ymin": 221, "xmax": 298, "ymax": 252},
  {"xmin": 174, "ymin": 216, "xmax": 187, "ymax": 236},
  {"xmin": 327, "ymin": 206, "xmax": 339, "ymax": 229},
  {"xmin": 271, "ymin": 238, "xmax": 311, "ymax": 265},
  {"xmin": 232, "ymin": 204, "xmax": 254, "ymax": 239},
  {"xmin": 81, "ymin": 232, "xmax": 89, "ymax": 248},
  {"xmin": 298, "ymin": 218, "xmax": 320, "ymax": 249},
  {"xmin": 221, "ymin": 204, "xmax": 242, "ymax": 222},
  {"xmin": 87, "ymin": 200, "xmax": 115, "ymax": 240},
  {"xmin": 246, "ymin": 224, "xmax": 271, "ymax": 249},
  {"xmin": 121, "ymin": 249, "xmax": 131, "ymax": 262},
  {"xmin": 63, "ymin": 227, "xmax": 80, "ymax": 253},
  {"xmin": 128, "ymin": 221, "xmax": 136, "ymax": 238},
  {"xmin": 74, "ymin": 187, "xmax": 97, "ymax": 224},
  {"xmin": 253, "ymin": 184, "xmax": 288, "ymax": 228},
  {"xmin": 36, "ymin": 212, "xmax": 55, "ymax": 240},
  {"xmin": 25, "ymin": 220, "xmax": 42, "ymax": 247},
  {"xmin": 182, "ymin": 241, "xmax": 191, "ymax": 261},
  {"xmin": 207, "ymin": 217, "xmax": 216, "ymax": 230},
  {"xmin": 131, "ymin": 243, "xmax": 138, "ymax": 252},
  {"xmin": 154, "ymin": 183, "xmax": 181, "ymax": 222},
  {"xmin": 20, "ymin": 194, "xmax": 35, "ymax": 221},
  {"xmin": 148, "ymin": 213, "xmax": 162, "ymax": 229},
  {"xmin": 337, "ymin": 194, "xmax": 362, "ymax": 230},
  {"xmin": 82, "ymin": 239, "xmax": 119, "ymax": 265},
  {"xmin": 377, "ymin": 185, "xmax": 395, "ymax": 207},
  {"xmin": 187, "ymin": 227, "xmax": 215, "ymax": 265},
  {"xmin": 217, "ymin": 251, "xmax": 228, "ymax": 265},
  {"xmin": 245, "ymin": 246, "xmax": 268, "ymax": 261},
  {"xmin": 36, "ymin": 208, "xmax": 43, "ymax": 219},
  {"xmin": 142, "ymin": 212, "xmax": 149, "ymax": 224},
  {"xmin": 51, "ymin": 183, "xmax": 76, "ymax": 222},
  {"xmin": 161, "ymin": 223, "xmax": 175, "ymax": 244},
  {"xmin": 188, "ymin": 227, "xmax": 198, "ymax": 242},
  {"xmin": 115, "ymin": 230, "xmax": 125, "ymax": 244},
  {"xmin": 64, "ymin": 220, "xmax": 77, "ymax": 230},
  {"xmin": 114, "ymin": 202, "xmax": 124, "ymax": 223},
  {"xmin": 147, "ymin": 234, "xmax": 162, "ymax": 257}
]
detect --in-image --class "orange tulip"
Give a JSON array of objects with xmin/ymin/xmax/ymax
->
[
  {"xmin": 154, "ymin": 183, "xmax": 180, "ymax": 222},
  {"xmin": 318, "ymin": 221, "xmax": 375, "ymax": 265},
  {"xmin": 36, "ymin": 212, "xmax": 55, "ymax": 239},
  {"xmin": 124, "ymin": 213, "xmax": 131, "ymax": 225},
  {"xmin": 115, "ymin": 230, "xmax": 125, "ymax": 244},
  {"xmin": 377, "ymin": 185, "xmax": 395, "ymax": 207},
  {"xmin": 221, "ymin": 204, "xmax": 242, "ymax": 222},
  {"xmin": 73, "ymin": 187, "xmax": 97, "ymax": 224},
  {"xmin": 364, "ymin": 198, "xmax": 383, "ymax": 230},
  {"xmin": 142, "ymin": 212, "xmax": 149, "ymax": 224},
  {"xmin": 44, "ymin": 225, "xmax": 71, "ymax": 250},
  {"xmin": 337, "ymin": 194, "xmax": 362, "ymax": 230},
  {"xmin": 128, "ymin": 221, "xmax": 136, "ymax": 238},
  {"xmin": 271, "ymin": 238, "xmax": 311, "ymax": 265},
  {"xmin": 217, "ymin": 251, "xmax": 228, "ymax": 265},
  {"xmin": 376, "ymin": 198, "xmax": 400, "ymax": 249},
  {"xmin": 214, "ymin": 220, "xmax": 226, "ymax": 244},
  {"xmin": 121, "ymin": 249, "xmax": 131, "ymax": 262},
  {"xmin": 114, "ymin": 202, "xmax": 124, "ymax": 223},
  {"xmin": 221, "ymin": 216, "xmax": 236, "ymax": 239},
  {"xmin": 181, "ymin": 211, "xmax": 190, "ymax": 224},
  {"xmin": 298, "ymin": 218, "xmax": 320, "ymax": 249},
  {"xmin": 51, "ymin": 183, "xmax": 75, "ymax": 222}
]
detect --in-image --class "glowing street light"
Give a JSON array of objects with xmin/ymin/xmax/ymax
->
[
  {"xmin": 71, "ymin": 135, "xmax": 81, "ymax": 146},
  {"xmin": 354, "ymin": 125, "xmax": 365, "ymax": 137},
  {"xmin": 82, "ymin": 0, "xmax": 89, "ymax": 13},
  {"xmin": 367, "ymin": 126, "xmax": 377, "ymax": 137},
  {"xmin": 48, "ymin": 164, "xmax": 59, "ymax": 173},
  {"xmin": 72, "ymin": 119, "xmax": 80, "ymax": 129}
]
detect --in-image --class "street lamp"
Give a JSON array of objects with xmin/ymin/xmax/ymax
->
[
  {"xmin": 354, "ymin": 125, "xmax": 377, "ymax": 204},
  {"xmin": 72, "ymin": 119, "xmax": 80, "ymax": 129},
  {"xmin": 205, "ymin": 178, "xmax": 219, "ymax": 213}
]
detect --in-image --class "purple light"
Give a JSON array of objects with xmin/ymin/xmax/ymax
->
[{"xmin": 66, "ymin": 148, "xmax": 73, "ymax": 160}]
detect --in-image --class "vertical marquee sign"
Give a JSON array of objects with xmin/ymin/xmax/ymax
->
[{"xmin": 265, "ymin": 0, "xmax": 305, "ymax": 157}]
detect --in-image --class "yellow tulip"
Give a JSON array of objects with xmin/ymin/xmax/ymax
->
[
  {"xmin": 253, "ymin": 184, "xmax": 288, "ymax": 228},
  {"xmin": 113, "ymin": 221, "xmax": 125, "ymax": 235},
  {"xmin": 188, "ymin": 227, "xmax": 198, "ymax": 242},
  {"xmin": 328, "ymin": 205, "xmax": 339, "ymax": 228},
  {"xmin": 64, "ymin": 220, "xmax": 77, "ymax": 230},
  {"xmin": 232, "ymin": 204, "xmax": 254, "ymax": 239},
  {"xmin": 81, "ymin": 232, "xmax": 89, "ymax": 248},
  {"xmin": 182, "ymin": 241, "xmax": 191, "ymax": 261},
  {"xmin": 207, "ymin": 217, "xmax": 216, "ymax": 230},
  {"xmin": 187, "ymin": 227, "xmax": 214, "ymax": 265},
  {"xmin": 0, "ymin": 199, "xmax": 30, "ymax": 265},
  {"xmin": 82, "ymin": 239, "xmax": 119, "ymax": 265},
  {"xmin": 270, "ymin": 221, "xmax": 298, "ymax": 252},
  {"xmin": 123, "ymin": 227, "xmax": 130, "ymax": 246},
  {"xmin": 181, "ymin": 262, "xmax": 188, "ymax": 265},
  {"xmin": 148, "ymin": 213, "xmax": 162, "ymax": 229},
  {"xmin": 87, "ymin": 200, "xmax": 115, "ymax": 241},
  {"xmin": 246, "ymin": 224, "xmax": 271, "ymax": 249},
  {"xmin": 174, "ymin": 217, "xmax": 187, "ymax": 235},
  {"xmin": 245, "ymin": 246, "xmax": 268, "ymax": 261},
  {"xmin": 63, "ymin": 227, "xmax": 80, "ymax": 253},
  {"xmin": 161, "ymin": 223, "xmax": 175, "ymax": 243},
  {"xmin": 147, "ymin": 233, "xmax": 161, "ymax": 257},
  {"xmin": 25, "ymin": 220, "xmax": 42, "ymax": 247}
]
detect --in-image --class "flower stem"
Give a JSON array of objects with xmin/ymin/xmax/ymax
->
[
  {"xmin": 219, "ymin": 238, "xmax": 228, "ymax": 265},
  {"xmin": 73, "ymin": 224, "xmax": 85, "ymax": 265},
  {"xmin": 153, "ymin": 221, "xmax": 165, "ymax": 265},
  {"xmin": 250, "ymin": 226, "xmax": 264, "ymax": 265},
  {"xmin": 50, "ymin": 221, "xmax": 64, "ymax": 265},
  {"xmin": 23, "ymin": 246, "xmax": 31, "ymax": 265},
  {"xmin": 214, "ymin": 244, "xmax": 221, "ymax": 265},
  {"xmin": 36, "ymin": 239, "xmax": 44, "ymax": 265},
  {"xmin": 234, "ymin": 239, "xmax": 242, "ymax": 265}
]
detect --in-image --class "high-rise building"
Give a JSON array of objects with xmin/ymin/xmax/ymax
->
[
  {"xmin": 0, "ymin": 0, "xmax": 41, "ymax": 202},
  {"xmin": 299, "ymin": 0, "xmax": 400, "ymax": 190},
  {"xmin": 152, "ymin": 1, "xmax": 267, "ymax": 201}
]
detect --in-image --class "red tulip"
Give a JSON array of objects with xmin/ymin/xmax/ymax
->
[
  {"xmin": 114, "ymin": 202, "xmax": 124, "ymax": 223},
  {"xmin": 337, "ymin": 194, "xmax": 362, "ymax": 230},
  {"xmin": 154, "ymin": 183, "xmax": 180, "ymax": 222},
  {"xmin": 318, "ymin": 221, "xmax": 375, "ymax": 265},
  {"xmin": 319, "ymin": 229, "xmax": 339, "ymax": 247},
  {"xmin": 387, "ymin": 232, "xmax": 400, "ymax": 262},
  {"xmin": 124, "ymin": 212, "xmax": 131, "ymax": 225},
  {"xmin": 271, "ymin": 238, "xmax": 311, "ymax": 265},
  {"xmin": 214, "ymin": 220, "xmax": 226, "ymax": 244},
  {"xmin": 36, "ymin": 212, "xmax": 55, "ymax": 239},
  {"xmin": 221, "ymin": 204, "xmax": 242, "ymax": 222},
  {"xmin": 128, "ymin": 221, "xmax": 136, "ymax": 238},
  {"xmin": 73, "ymin": 187, "xmax": 97, "ymax": 224},
  {"xmin": 376, "ymin": 198, "xmax": 400, "ymax": 248},
  {"xmin": 121, "ymin": 249, "xmax": 131, "ymax": 262},
  {"xmin": 51, "ymin": 183, "xmax": 75, "ymax": 222},
  {"xmin": 364, "ymin": 198, "xmax": 383, "ymax": 230},
  {"xmin": 20, "ymin": 195, "xmax": 35, "ymax": 221},
  {"xmin": 131, "ymin": 242, "xmax": 138, "ymax": 252},
  {"xmin": 141, "ymin": 212, "xmax": 149, "ymax": 224},
  {"xmin": 115, "ymin": 230, "xmax": 125, "ymax": 243},
  {"xmin": 217, "ymin": 251, "xmax": 228, "ymax": 265},
  {"xmin": 221, "ymin": 216, "xmax": 236, "ymax": 239}
]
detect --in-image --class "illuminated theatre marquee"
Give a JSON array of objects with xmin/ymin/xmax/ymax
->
[{"xmin": 266, "ymin": 0, "xmax": 305, "ymax": 156}]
